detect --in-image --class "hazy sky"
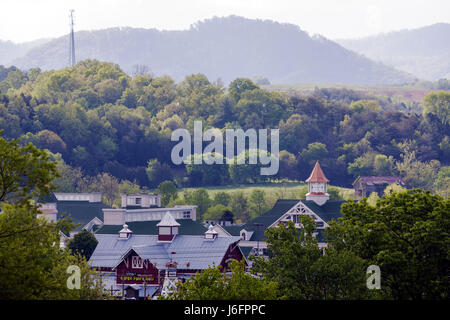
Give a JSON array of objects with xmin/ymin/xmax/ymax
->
[{"xmin": 1, "ymin": 0, "xmax": 449, "ymax": 43}]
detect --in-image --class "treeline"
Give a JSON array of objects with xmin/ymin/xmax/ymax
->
[{"xmin": 0, "ymin": 60, "xmax": 448, "ymax": 195}]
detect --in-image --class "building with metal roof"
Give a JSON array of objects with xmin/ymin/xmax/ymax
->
[
  {"xmin": 212, "ymin": 161, "xmax": 345, "ymax": 256},
  {"xmin": 353, "ymin": 176, "xmax": 406, "ymax": 198},
  {"xmin": 89, "ymin": 213, "xmax": 245, "ymax": 299}
]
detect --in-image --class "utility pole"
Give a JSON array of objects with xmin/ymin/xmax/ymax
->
[{"xmin": 69, "ymin": 9, "xmax": 76, "ymax": 67}]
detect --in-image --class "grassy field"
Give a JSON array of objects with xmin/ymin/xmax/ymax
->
[
  {"xmin": 262, "ymin": 83, "xmax": 435, "ymax": 103},
  {"xmin": 180, "ymin": 181, "xmax": 355, "ymax": 207}
]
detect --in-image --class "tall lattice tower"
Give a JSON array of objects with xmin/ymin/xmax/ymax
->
[{"xmin": 69, "ymin": 9, "xmax": 76, "ymax": 67}]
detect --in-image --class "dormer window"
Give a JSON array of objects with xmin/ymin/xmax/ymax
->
[{"xmin": 132, "ymin": 256, "xmax": 143, "ymax": 269}]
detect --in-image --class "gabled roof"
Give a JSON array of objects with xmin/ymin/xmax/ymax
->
[
  {"xmin": 231, "ymin": 199, "xmax": 345, "ymax": 242},
  {"xmin": 89, "ymin": 234, "xmax": 241, "ymax": 270},
  {"xmin": 302, "ymin": 200, "xmax": 344, "ymax": 222},
  {"xmin": 353, "ymin": 176, "xmax": 405, "ymax": 186},
  {"xmin": 306, "ymin": 161, "xmax": 329, "ymax": 183},
  {"xmin": 57, "ymin": 200, "xmax": 110, "ymax": 231},
  {"xmin": 222, "ymin": 225, "xmax": 245, "ymax": 236},
  {"xmin": 239, "ymin": 246, "xmax": 253, "ymax": 258},
  {"xmin": 240, "ymin": 199, "xmax": 300, "ymax": 241},
  {"xmin": 95, "ymin": 219, "xmax": 207, "ymax": 235}
]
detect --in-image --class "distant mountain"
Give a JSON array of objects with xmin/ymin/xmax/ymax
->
[
  {"xmin": 0, "ymin": 38, "xmax": 50, "ymax": 66},
  {"xmin": 8, "ymin": 16, "xmax": 413, "ymax": 85},
  {"xmin": 337, "ymin": 23, "xmax": 450, "ymax": 81}
]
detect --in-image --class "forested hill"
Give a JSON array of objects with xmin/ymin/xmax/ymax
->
[
  {"xmin": 337, "ymin": 23, "xmax": 450, "ymax": 81},
  {"xmin": 0, "ymin": 38, "xmax": 49, "ymax": 66},
  {"xmin": 8, "ymin": 16, "xmax": 413, "ymax": 85}
]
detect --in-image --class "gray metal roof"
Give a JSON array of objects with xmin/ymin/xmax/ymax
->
[{"xmin": 89, "ymin": 234, "xmax": 241, "ymax": 270}]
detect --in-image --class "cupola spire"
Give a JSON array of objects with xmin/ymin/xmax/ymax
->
[{"xmin": 306, "ymin": 161, "xmax": 330, "ymax": 205}]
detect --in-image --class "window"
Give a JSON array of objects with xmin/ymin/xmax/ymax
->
[
  {"xmin": 183, "ymin": 211, "xmax": 190, "ymax": 219},
  {"xmin": 132, "ymin": 256, "xmax": 143, "ymax": 269},
  {"xmin": 135, "ymin": 197, "xmax": 142, "ymax": 205},
  {"xmin": 292, "ymin": 215, "xmax": 300, "ymax": 224},
  {"xmin": 159, "ymin": 226, "xmax": 171, "ymax": 235}
]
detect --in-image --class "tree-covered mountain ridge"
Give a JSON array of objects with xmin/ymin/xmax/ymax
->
[
  {"xmin": 337, "ymin": 23, "xmax": 450, "ymax": 81},
  {"xmin": 4, "ymin": 16, "xmax": 414, "ymax": 85}
]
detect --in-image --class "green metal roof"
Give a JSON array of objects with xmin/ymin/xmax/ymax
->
[
  {"xmin": 239, "ymin": 246, "xmax": 253, "ymax": 258},
  {"xmin": 302, "ymin": 200, "xmax": 344, "ymax": 223},
  {"xmin": 242, "ymin": 199, "xmax": 300, "ymax": 241},
  {"xmin": 38, "ymin": 192, "xmax": 58, "ymax": 203},
  {"xmin": 57, "ymin": 201, "xmax": 110, "ymax": 231},
  {"xmin": 95, "ymin": 219, "xmax": 207, "ymax": 236},
  {"xmin": 222, "ymin": 225, "xmax": 245, "ymax": 236},
  {"xmin": 237, "ymin": 199, "xmax": 345, "ymax": 242}
]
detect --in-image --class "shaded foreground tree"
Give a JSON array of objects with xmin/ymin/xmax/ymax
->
[
  {"xmin": 0, "ymin": 132, "xmax": 59, "ymax": 204},
  {"xmin": 250, "ymin": 216, "xmax": 371, "ymax": 299},
  {"xmin": 326, "ymin": 189, "xmax": 450, "ymax": 300},
  {"xmin": 0, "ymin": 203, "xmax": 108, "ymax": 299},
  {"xmin": 165, "ymin": 259, "xmax": 278, "ymax": 300}
]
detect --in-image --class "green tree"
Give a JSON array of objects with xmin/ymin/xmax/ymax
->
[
  {"xmin": 0, "ymin": 133, "xmax": 59, "ymax": 204},
  {"xmin": 157, "ymin": 181, "xmax": 178, "ymax": 207},
  {"xmin": 396, "ymin": 150, "xmax": 440, "ymax": 189},
  {"xmin": 185, "ymin": 188, "xmax": 211, "ymax": 220},
  {"xmin": 166, "ymin": 259, "xmax": 278, "ymax": 300},
  {"xmin": 248, "ymin": 189, "xmax": 269, "ymax": 218},
  {"xmin": 146, "ymin": 159, "xmax": 173, "ymax": 188},
  {"xmin": 251, "ymin": 216, "xmax": 370, "ymax": 299},
  {"xmin": 350, "ymin": 99, "xmax": 382, "ymax": 113},
  {"xmin": 326, "ymin": 189, "xmax": 450, "ymax": 299},
  {"xmin": 67, "ymin": 229, "xmax": 99, "ymax": 260},
  {"xmin": 229, "ymin": 191, "xmax": 249, "ymax": 223},
  {"xmin": 204, "ymin": 204, "xmax": 232, "ymax": 221},
  {"xmin": 433, "ymin": 166, "xmax": 450, "ymax": 198},
  {"xmin": 213, "ymin": 191, "xmax": 231, "ymax": 206},
  {"xmin": 300, "ymin": 142, "xmax": 328, "ymax": 166},
  {"xmin": 423, "ymin": 91, "xmax": 450, "ymax": 125},
  {"xmin": 0, "ymin": 202, "xmax": 108, "ymax": 299},
  {"xmin": 92, "ymin": 172, "xmax": 120, "ymax": 207}
]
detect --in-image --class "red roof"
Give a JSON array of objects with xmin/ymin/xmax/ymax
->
[{"xmin": 306, "ymin": 161, "xmax": 329, "ymax": 183}]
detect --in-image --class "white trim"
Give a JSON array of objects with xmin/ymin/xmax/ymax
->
[{"xmin": 267, "ymin": 200, "xmax": 328, "ymax": 230}]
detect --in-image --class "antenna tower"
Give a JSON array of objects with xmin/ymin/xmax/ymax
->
[{"xmin": 69, "ymin": 9, "xmax": 76, "ymax": 67}]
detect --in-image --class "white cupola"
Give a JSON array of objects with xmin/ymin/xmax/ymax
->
[
  {"xmin": 118, "ymin": 224, "xmax": 133, "ymax": 240},
  {"xmin": 157, "ymin": 212, "xmax": 180, "ymax": 242},
  {"xmin": 305, "ymin": 161, "xmax": 330, "ymax": 206},
  {"xmin": 204, "ymin": 225, "xmax": 218, "ymax": 241}
]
